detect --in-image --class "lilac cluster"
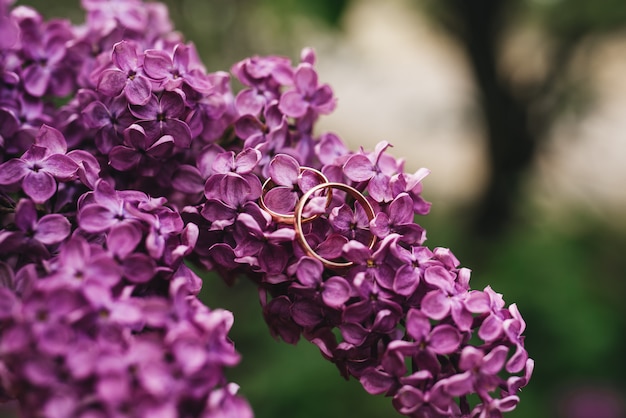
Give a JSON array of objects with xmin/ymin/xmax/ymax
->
[
  {"xmin": 0, "ymin": 1, "xmax": 250, "ymax": 417},
  {"xmin": 0, "ymin": 0, "xmax": 533, "ymax": 417}
]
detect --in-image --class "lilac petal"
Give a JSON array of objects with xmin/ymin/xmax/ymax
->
[
  {"xmin": 125, "ymin": 75, "xmax": 152, "ymax": 106},
  {"xmin": 78, "ymin": 204, "xmax": 116, "ymax": 233},
  {"xmin": 423, "ymin": 265, "xmax": 454, "ymax": 292},
  {"xmin": 258, "ymin": 244, "xmax": 288, "ymax": 275},
  {"xmin": 172, "ymin": 43, "xmax": 190, "ymax": 70},
  {"xmin": 294, "ymin": 64, "xmax": 318, "ymax": 95},
  {"xmin": 172, "ymin": 165, "xmax": 204, "ymax": 194},
  {"xmin": 129, "ymin": 94, "xmax": 158, "ymax": 120},
  {"xmin": 235, "ymin": 148, "xmax": 261, "ymax": 174},
  {"xmin": 316, "ymin": 132, "xmax": 348, "ymax": 165},
  {"xmin": 316, "ymin": 234, "xmax": 348, "ymax": 259},
  {"xmin": 109, "ymin": 146, "xmax": 141, "ymax": 171},
  {"xmin": 160, "ymin": 91, "xmax": 186, "ymax": 117},
  {"xmin": 22, "ymin": 145, "xmax": 48, "ymax": 163},
  {"xmin": 492, "ymin": 396, "xmax": 520, "ymax": 413},
  {"xmin": 22, "ymin": 64, "xmax": 50, "ymax": 97},
  {"xmin": 143, "ymin": 49, "xmax": 172, "ymax": 80},
  {"xmin": 213, "ymin": 151, "xmax": 236, "ymax": 174},
  {"xmin": 450, "ymin": 303, "xmax": 473, "ymax": 332},
  {"xmin": 23, "ymin": 171, "xmax": 56, "ymax": 203},
  {"xmin": 35, "ymin": 214, "xmax": 71, "ymax": 245},
  {"xmin": 209, "ymin": 243, "xmax": 238, "ymax": 269},
  {"xmin": 360, "ymin": 368, "xmax": 395, "ymax": 395},
  {"xmin": 406, "ymin": 309, "xmax": 431, "ymax": 342},
  {"xmin": 395, "ymin": 224, "xmax": 426, "ymax": 245},
  {"xmin": 107, "ymin": 222, "xmax": 142, "ymax": 258},
  {"xmin": 221, "ymin": 173, "xmax": 251, "ymax": 207},
  {"xmin": 41, "ymin": 154, "xmax": 79, "ymax": 179},
  {"xmin": 311, "ymin": 84, "xmax": 336, "ymax": 113},
  {"xmin": 15, "ymin": 199, "xmax": 37, "ymax": 232},
  {"xmin": 234, "ymin": 115, "xmax": 263, "ymax": 139},
  {"xmin": 478, "ymin": 314, "xmax": 503, "ymax": 342},
  {"xmin": 464, "ymin": 290, "xmax": 491, "ymax": 313},
  {"xmin": 295, "ymin": 257, "xmax": 323, "ymax": 287},
  {"xmin": 86, "ymin": 256, "xmax": 122, "ymax": 288},
  {"xmin": 0, "ymin": 159, "xmax": 28, "ymax": 184},
  {"xmin": 506, "ymin": 343, "xmax": 528, "ymax": 374},
  {"xmin": 81, "ymin": 101, "xmax": 111, "ymax": 129},
  {"xmin": 97, "ymin": 69, "xmax": 126, "ymax": 97},
  {"xmin": 343, "ymin": 154, "xmax": 374, "ymax": 182},
  {"xmin": 367, "ymin": 172, "xmax": 391, "ymax": 202},
  {"xmin": 443, "ymin": 372, "xmax": 474, "ymax": 397},
  {"xmin": 123, "ymin": 253, "xmax": 156, "ymax": 283},
  {"xmin": 112, "ymin": 40, "xmax": 138, "ymax": 73},
  {"xmin": 370, "ymin": 212, "xmax": 391, "ymax": 238},
  {"xmin": 393, "ymin": 264, "xmax": 420, "ymax": 297},
  {"xmin": 235, "ymin": 89, "xmax": 265, "ymax": 116},
  {"xmin": 389, "ymin": 193, "xmax": 414, "ymax": 224},
  {"xmin": 278, "ymin": 90, "xmax": 308, "ymax": 118},
  {"xmin": 342, "ymin": 299, "xmax": 372, "ymax": 323},
  {"xmin": 163, "ymin": 119, "xmax": 191, "ymax": 148},
  {"xmin": 185, "ymin": 71, "xmax": 214, "ymax": 93},
  {"xmin": 146, "ymin": 135, "xmax": 174, "ymax": 158},
  {"xmin": 269, "ymin": 154, "xmax": 299, "ymax": 186},
  {"xmin": 393, "ymin": 386, "xmax": 425, "ymax": 415},
  {"xmin": 421, "ymin": 290, "xmax": 451, "ymax": 320},
  {"xmin": 0, "ymin": 16, "xmax": 19, "ymax": 49},
  {"xmin": 339, "ymin": 322, "xmax": 368, "ymax": 345},
  {"xmin": 459, "ymin": 346, "xmax": 484, "ymax": 371},
  {"xmin": 290, "ymin": 299, "xmax": 322, "ymax": 327},
  {"xmin": 263, "ymin": 187, "xmax": 297, "ymax": 214},
  {"xmin": 342, "ymin": 240, "xmax": 371, "ymax": 263},
  {"xmin": 481, "ymin": 345, "xmax": 509, "ymax": 375},
  {"xmin": 36, "ymin": 125, "xmax": 67, "ymax": 155},
  {"xmin": 429, "ymin": 324, "xmax": 461, "ymax": 355},
  {"xmin": 321, "ymin": 276, "xmax": 350, "ymax": 308}
]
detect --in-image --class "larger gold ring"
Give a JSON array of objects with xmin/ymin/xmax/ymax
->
[
  {"xmin": 259, "ymin": 167, "xmax": 332, "ymax": 224},
  {"xmin": 294, "ymin": 182, "xmax": 377, "ymax": 269}
]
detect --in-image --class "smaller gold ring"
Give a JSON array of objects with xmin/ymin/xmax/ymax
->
[
  {"xmin": 259, "ymin": 167, "xmax": 332, "ymax": 225},
  {"xmin": 294, "ymin": 182, "xmax": 377, "ymax": 269}
]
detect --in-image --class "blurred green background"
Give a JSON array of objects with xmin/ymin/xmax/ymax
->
[{"xmin": 4, "ymin": 0, "xmax": 626, "ymax": 417}]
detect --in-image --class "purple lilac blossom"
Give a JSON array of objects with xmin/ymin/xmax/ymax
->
[{"xmin": 0, "ymin": 0, "xmax": 532, "ymax": 417}]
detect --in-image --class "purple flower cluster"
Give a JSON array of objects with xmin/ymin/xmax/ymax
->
[
  {"xmin": 0, "ymin": 0, "xmax": 533, "ymax": 417},
  {"xmin": 0, "ymin": 1, "xmax": 250, "ymax": 417}
]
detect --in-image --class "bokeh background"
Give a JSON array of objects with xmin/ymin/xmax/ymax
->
[{"xmin": 4, "ymin": 0, "xmax": 626, "ymax": 417}]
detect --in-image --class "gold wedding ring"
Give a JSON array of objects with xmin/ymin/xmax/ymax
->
[{"xmin": 293, "ymin": 182, "xmax": 377, "ymax": 269}]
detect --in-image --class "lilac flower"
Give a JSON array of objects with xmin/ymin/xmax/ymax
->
[
  {"xmin": 15, "ymin": 10, "xmax": 75, "ymax": 97},
  {"xmin": 290, "ymin": 257, "xmax": 351, "ymax": 309},
  {"xmin": 370, "ymin": 193, "xmax": 426, "ymax": 244},
  {"xmin": 129, "ymin": 91, "xmax": 192, "ymax": 147},
  {"xmin": 443, "ymin": 345, "xmax": 510, "ymax": 398},
  {"xmin": 77, "ymin": 179, "xmax": 144, "ymax": 234},
  {"xmin": 278, "ymin": 62, "xmax": 336, "ymax": 118},
  {"xmin": 108, "ymin": 124, "xmax": 174, "ymax": 173},
  {"xmin": 405, "ymin": 309, "xmax": 461, "ymax": 374},
  {"xmin": 82, "ymin": 0, "xmax": 148, "ymax": 35},
  {"xmin": 82, "ymin": 96, "xmax": 133, "ymax": 153},
  {"xmin": 343, "ymin": 141, "xmax": 400, "ymax": 202},
  {"xmin": 232, "ymin": 55, "xmax": 293, "ymax": 116},
  {"xmin": 143, "ymin": 43, "xmax": 213, "ymax": 93},
  {"xmin": 96, "ymin": 40, "xmax": 152, "ymax": 105},
  {"xmin": 0, "ymin": 198, "xmax": 70, "ymax": 256},
  {"xmin": 0, "ymin": 142, "xmax": 78, "ymax": 203}
]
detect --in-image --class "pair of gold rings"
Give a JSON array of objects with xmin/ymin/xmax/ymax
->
[{"xmin": 259, "ymin": 168, "xmax": 377, "ymax": 269}]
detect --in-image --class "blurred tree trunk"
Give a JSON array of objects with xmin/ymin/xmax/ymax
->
[
  {"xmin": 440, "ymin": 0, "xmax": 537, "ymax": 240},
  {"xmin": 427, "ymin": 0, "xmax": 589, "ymax": 245}
]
